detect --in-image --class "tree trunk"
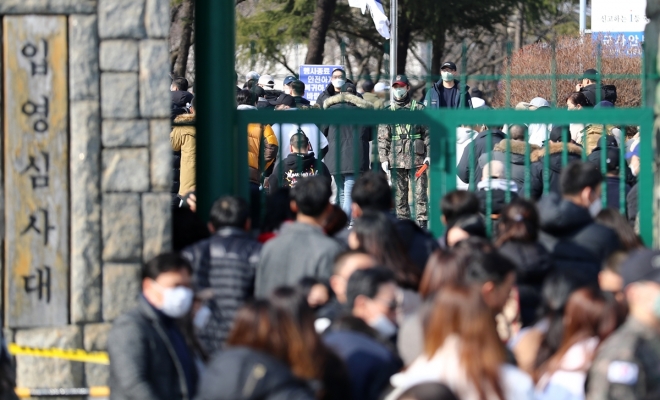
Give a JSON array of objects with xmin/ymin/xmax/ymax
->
[
  {"xmin": 431, "ymin": 34, "xmax": 446, "ymax": 79},
  {"xmin": 513, "ymin": 2, "xmax": 524, "ymax": 51},
  {"xmin": 173, "ymin": 0, "xmax": 194, "ymax": 77},
  {"xmin": 305, "ymin": 0, "xmax": 338, "ymax": 64},
  {"xmin": 396, "ymin": 16, "xmax": 412, "ymax": 75}
]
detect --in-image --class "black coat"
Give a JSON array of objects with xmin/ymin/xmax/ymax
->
[
  {"xmin": 108, "ymin": 297, "xmax": 198, "ymax": 400},
  {"xmin": 181, "ymin": 228, "xmax": 261, "ymax": 353},
  {"xmin": 268, "ymin": 153, "xmax": 331, "ymax": 191},
  {"xmin": 627, "ymin": 183, "xmax": 638, "ymax": 227},
  {"xmin": 580, "ymin": 83, "xmax": 606, "ymax": 107},
  {"xmin": 390, "ymin": 215, "xmax": 439, "ymax": 272},
  {"xmin": 530, "ymin": 142, "xmax": 583, "ymax": 200},
  {"xmin": 457, "ymin": 129, "xmax": 506, "ymax": 185},
  {"xmin": 196, "ymin": 347, "xmax": 315, "ymax": 400},
  {"xmin": 537, "ymin": 193, "xmax": 621, "ymax": 285},
  {"xmin": 322, "ymin": 93, "xmax": 374, "ymax": 175},
  {"xmin": 498, "ymin": 241, "xmax": 554, "ymax": 327},
  {"xmin": 478, "ymin": 140, "xmax": 539, "ymax": 193}
]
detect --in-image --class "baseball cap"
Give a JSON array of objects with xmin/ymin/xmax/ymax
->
[
  {"xmin": 549, "ymin": 125, "xmax": 570, "ymax": 142},
  {"xmin": 622, "ymin": 249, "xmax": 660, "ymax": 287},
  {"xmin": 601, "ymin": 146, "xmax": 621, "ymax": 172},
  {"xmin": 258, "ymin": 74, "xmax": 275, "ymax": 88},
  {"xmin": 374, "ymin": 82, "xmax": 390, "ymax": 93},
  {"xmin": 441, "ymin": 61, "xmax": 457, "ymax": 70},
  {"xmin": 268, "ymin": 93, "xmax": 297, "ymax": 107},
  {"xmin": 530, "ymin": 97, "xmax": 550, "ymax": 109},
  {"xmin": 283, "ymin": 75, "xmax": 297, "ymax": 86},
  {"xmin": 392, "ymin": 74, "xmax": 410, "ymax": 86},
  {"xmin": 581, "ymin": 69, "xmax": 598, "ymax": 80},
  {"xmin": 246, "ymin": 71, "xmax": 260, "ymax": 81}
]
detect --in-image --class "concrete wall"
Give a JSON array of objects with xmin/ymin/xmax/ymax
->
[{"xmin": 0, "ymin": 0, "xmax": 171, "ymax": 388}]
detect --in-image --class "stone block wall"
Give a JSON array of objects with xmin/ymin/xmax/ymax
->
[{"xmin": 0, "ymin": 0, "xmax": 171, "ymax": 389}]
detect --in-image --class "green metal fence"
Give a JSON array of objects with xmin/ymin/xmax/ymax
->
[
  {"xmin": 236, "ymin": 106, "xmax": 654, "ymax": 245},
  {"xmin": 195, "ymin": 0, "xmax": 655, "ymax": 246}
]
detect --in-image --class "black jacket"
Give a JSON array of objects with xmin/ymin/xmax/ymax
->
[
  {"xmin": 257, "ymin": 89, "xmax": 283, "ymax": 110},
  {"xmin": 538, "ymin": 193, "xmax": 621, "ymax": 285},
  {"xmin": 268, "ymin": 153, "xmax": 331, "ymax": 191},
  {"xmin": 478, "ymin": 140, "xmax": 539, "ymax": 192},
  {"xmin": 181, "ymin": 228, "xmax": 262, "ymax": 353},
  {"xmin": 108, "ymin": 297, "xmax": 198, "ymax": 400},
  {"xmin": 627, "ymin": 183, "xmax": 638, "ymax": 227},
  {"xmin": 580, "ymin": 83, "xmax": 606, "ymax": 107},
  {"xmin": 498, "ymin": 241, "xmax": 554, "ymax": 327},
  {"xmin": 196, "ymin": 347, "xmax": 315, "ymax": 400},
  {"xmin": 423, "ymin": 80, "xmax": 472, "ymax": 109},
  {"xmin": 476, "ymin": 188, "xmax": 519, "ymax": 217},
  {"xmin": 389, "ymin": 214, "xmax": 439, "ymax": 272},
  {"xmin": 530, "ymin": 142, "xmax": 583, "ymax": 200},
  {"xmin": 316, "ymin": 82, "xmax": 361, "ymax": 110},
  {"xmin": 457, "ymin": 129, "xmax": 506, "ymax": 185},
  {"xmin": 322, "ymin": 93, "xmax": 374, "ymax": 175}
]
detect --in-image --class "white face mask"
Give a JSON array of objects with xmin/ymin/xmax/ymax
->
[
  {"xmin": 332, "ymin": 78, "xmax": 346, "ymax": 89},
  {"xmin": 589, "ymin": 198, "xmax": 602, "ymax": 217},
  {"xmin": 156, "ymin": 283, "xmax": 194, "ymax": 318},
  {"xmin": 441, "ymin": 71, "xmax": 455, "ymax": 82},
  {"xmin": 393, "ymin": 87, "xmax": 408, "ymax": 99},
  {"xmin": 193, "ymin": 305, "xmax": 212, "ymax": 329},
  {"xmin": 369, "ymin": 314, "xmax": 397, "ymax": 338}
]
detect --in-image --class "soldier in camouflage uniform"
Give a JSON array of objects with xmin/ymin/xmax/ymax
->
[
  {"xmin": 377, "ymin": 75, "xmax": 430, "ymax": 228},
  {"xmin": 586, "ymin": 249, "xmax": 660, "ymax": 400}
]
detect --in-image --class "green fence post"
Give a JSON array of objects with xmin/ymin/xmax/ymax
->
[{"xmin": 195, "ymin": 0, "xmax": 247, "ymax": 220}]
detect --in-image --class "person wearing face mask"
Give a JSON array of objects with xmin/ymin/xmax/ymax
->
[
  {"xmin": 537, "ymin": 161, "xmax": 621, "ymax": 286},
  {"xmin": 316, "ymin": 68, "xmax": 348, "ymax": 109},
  {"xmin": 108, "ymin": 253, "xmax": 198, "ymax": 400},
  {"xmin": 323, "ymin": 267, "xmax": 403, "ymax": 400},
  {"xmin": 423, "ymin": 61, "xmax": 472, "ymax": 109},
  {"xmin": 586, "ymin": 249, "xmax": 660, "ymax": 400},
  {"xmin": 377, "ymin": 74, "xmax": 430, "ymax": 228}
]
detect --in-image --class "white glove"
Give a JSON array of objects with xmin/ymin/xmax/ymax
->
[
  {"xmin": 381, "ymin": 161, "xmax": 389, "ymax": 171},
  {"xmin": 423, "ymin": 157, "xmax": 430, "ymax": 166}
]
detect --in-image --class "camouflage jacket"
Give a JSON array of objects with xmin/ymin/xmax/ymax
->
[
  {"xmin": 377, "ymin": 97, "xmax": 429, "ymax": 170},
  {"xmin": 586, "ymin": 318, "xmax": 660, "ymax": 400}
]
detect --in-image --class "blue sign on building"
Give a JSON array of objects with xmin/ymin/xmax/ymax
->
[
  {"xmin": 592, "ymin": 32, "xmax": 644, "ymax": 56},
  {"xmin": 299, "ymin": 64, "xmax": 344, "ymax": 104}
]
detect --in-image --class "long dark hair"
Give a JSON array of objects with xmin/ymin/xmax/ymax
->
[
  {"xmin": 595, "ymin": 208, "xmax": 643, "ymax": 251},
  {"xmin": 536, "ymin": 287, "xmax": 618, "ymax": 381},
  {"xmin": 496, "ymin": 198, "xmax": 539, "ymax": 246},
  {"xmin": 425, "ymin": 286, "xmax": 506, "ymax": 400},
  {"xmin": 227, "ymin": 300, "xmax": 317, "ymax": 380},
  {"xmin": 352, "ymin": 210, "xmax": 420, "ymax": 290},
  {"xmin": 533, "ymin": 271, "xmax": 583, "ymax": 370}
]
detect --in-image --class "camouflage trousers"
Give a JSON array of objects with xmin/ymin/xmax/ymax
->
[{"xmin": 392, "ymin": 168, "xmax": 428, "ymax": 221}]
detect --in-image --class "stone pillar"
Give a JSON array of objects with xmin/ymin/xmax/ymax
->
[{"xmin": 0, "ymin": 0, "xmax": 172, "ymax": 389}]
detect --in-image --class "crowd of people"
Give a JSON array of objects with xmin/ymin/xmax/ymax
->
[
  {"xmin": 103, "ymin": 159, "xmax": 657, "ymax": 400},
  {"xmin": 0, "ymin": 64, "xmax": 652, "ymax": 400}
]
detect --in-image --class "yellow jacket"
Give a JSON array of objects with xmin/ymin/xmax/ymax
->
[
  {"xmin": 171, "ymin": 113, "xmax": 196, "ymax": 196},
  {"xmin": 247, "ymin": 123, "xmax": 278, "ymax": 183},
  {"xmin": 583, "ymin": 124, "xmax": 615, "ymax": 155}
]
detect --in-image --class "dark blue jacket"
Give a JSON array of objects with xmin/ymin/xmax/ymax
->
[
  {"xmin": 423, "ymin": 80, "xmax": 472, "ymax": 109},
  {"xmin": 323, "ymin": 329, "xmax": 401, "ymax": 400}
]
